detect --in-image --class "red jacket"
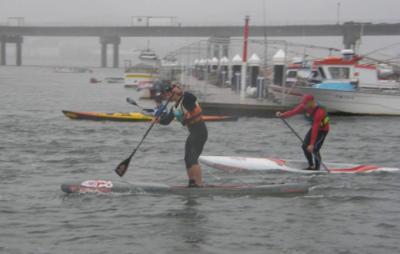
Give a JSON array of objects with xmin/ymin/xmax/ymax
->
[{"xmin": 282, "ymin": 104, "xmax": 330, "ymax": 146}]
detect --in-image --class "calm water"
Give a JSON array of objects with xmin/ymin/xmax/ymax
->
[{"xmin": 1, "ymin": 66, "xmax": 400, "ymax": 254}]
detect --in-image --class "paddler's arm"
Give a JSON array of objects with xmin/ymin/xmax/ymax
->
[
  {"xmin": 181, "ymin": 93, "xmax": 200, "ymax": 125},
  {"xmin": 308, "ymin": 108, "xmax": 324, "ymax": 152},
  {"xmin": 277, "ymin": 103, "xmax": 304, "ymax": 118},
  {"xmin": 158, "ymin": 108, "xmax": 174, "ymax": 125}
]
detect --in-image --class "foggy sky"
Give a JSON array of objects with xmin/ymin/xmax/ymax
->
[
  {"xmin": 2, "ymin": 0, "xmax": 400, "ymax": 66},
  {"xmin": 1, "ymin": 0, "xmax": 400, "ymax": 26}
]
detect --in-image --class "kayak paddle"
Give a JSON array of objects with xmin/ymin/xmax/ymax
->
[
  {"xmin": 126, "ymin": 97, "xmax": 154, "ymax": 114},
  {"xmin": 126, "ymin": 97, "xmax": 141, "ymax": 108},
  {"xmin": 280, "ymin": 118, "xmax": 329, "ymax": 172},
  {"xmin": 115, "ymin": 94, "xmax": 173, "ymax": 177}
]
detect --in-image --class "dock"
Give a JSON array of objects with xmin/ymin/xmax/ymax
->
[{"xmin": 186, "ymin": 77, "xmax": 290, "ymax": 117}]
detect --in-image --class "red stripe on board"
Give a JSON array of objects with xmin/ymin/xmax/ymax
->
[
  {"xmin": 265, "ymin": 158, "xmax": 286, "ymax": 166},
  {"xmin": 330, "ymin": 165, "xmax": 379, "ymax": 173},
  {"xmin": 74, "ymin": 186, "xmax": 112, "ymax": 193}
]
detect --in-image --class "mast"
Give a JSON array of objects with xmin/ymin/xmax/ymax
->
[{"xmin": 241, "ymin": 15, "xmax": 250, "ymax": 98}]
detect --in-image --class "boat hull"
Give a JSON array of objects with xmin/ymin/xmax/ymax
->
[
  {"xmin": 268, "ymin": 84, "xmax": 303, "ymax": 106},
  {"xmin": 124, "ymin": 73, "xmax": 159, "ymax": 87},
  {"xmin": 298, "ymin": 86, "xmax": 400, "ymax": 115}
]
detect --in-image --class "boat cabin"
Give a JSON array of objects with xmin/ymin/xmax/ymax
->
[
  {"xmin": 310, "ymin": 50, "xmax": 399, "ymax": 90},
  {"xmin": 286, "ymin": 62, "xmax": 311, "ymax": 86}
]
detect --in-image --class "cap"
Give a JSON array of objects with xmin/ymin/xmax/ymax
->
[
  {"xmin": 163, "ymin": 84, "xmax": 174, "ymax": 93},
  {"xmin": 301, "ymin": 94, "xmax": 314, "ymax": 105},
  {"xmin": 161, "ymin": 80, "xmax": 174, "ymax": 92}
]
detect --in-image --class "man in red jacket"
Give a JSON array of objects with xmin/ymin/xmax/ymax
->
[{"xmin": 276, "ymin": 94, "xmax": 330, "ymax": 170}]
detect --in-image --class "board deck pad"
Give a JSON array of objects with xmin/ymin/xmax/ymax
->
[{"xmin": 61, "ymin": 180, "xmax": 310, "ymax": 196}]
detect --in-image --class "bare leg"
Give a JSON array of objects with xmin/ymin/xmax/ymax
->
[{"xmin": 187, "ymin": 164, "xmax": 203, "ymax": 186}]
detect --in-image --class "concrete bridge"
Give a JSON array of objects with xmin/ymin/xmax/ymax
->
[{"xmin": 1, "ymin": 22, "xmax": 400, "ymax": 67}]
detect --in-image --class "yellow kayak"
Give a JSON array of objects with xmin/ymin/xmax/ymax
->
[
  {"xmin": 62, "ymin": 110, "xmax": 153, "ymax": 122},
  {"xmin": 62, "ymin": 110, "xmax": 238, "ymax": 122}
]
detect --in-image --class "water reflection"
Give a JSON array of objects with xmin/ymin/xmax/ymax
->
[{"xmin": 166, "ymin": 196, "xmax": 208, "ymax": 251}]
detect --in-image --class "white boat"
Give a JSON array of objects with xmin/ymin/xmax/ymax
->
[
  {"xmin": 137, "ymin": 44, "xmax": 161, "ymax": 68},
  {"xmin": 268, "ymin": 53, "xmax": 311, "ymax": 106},
  {"xmin": 104, "ymin": 77, "xmax": 124, "ymax": 84},
  {"xmin": 268, "ymin": 61, "xmax": 311, "ymax": 106},
  {"xmin": 90, "ymin": 77, "xmax": 124, "ymax": 84},
  {"xmin": 139, "ymin": 48, "xmax": 159, "ymax": 62},
  {"xmin": 298, "ymin": 86, "xmax": 400, "ymax": 115},
  {"xmin": 124, "ymin": 63, "xmax": 160, "ymax": 87},
  {"xmin": 54, "ymin": 66, "xmax": 92, "ymax": 73},
  {"xmin": 297, "ymin": 50, "xmax": 400, "ymax": 115}
]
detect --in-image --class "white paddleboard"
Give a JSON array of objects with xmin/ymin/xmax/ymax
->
[
  {"xmin": 199, "ymin": 156, "xmax": 400, "ymax": 174},
  {"xmin": 61, "ymin": 179, "xmax": 310, "ymax": 196}
]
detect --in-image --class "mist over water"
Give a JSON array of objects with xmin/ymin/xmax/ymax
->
[
  {"xmin": 4, "ymin": 36, "xmax": 400, "ymax": 68},
  {"xmin": 0, "ymin": 66, "xmax": 400, "ymax": 253}
]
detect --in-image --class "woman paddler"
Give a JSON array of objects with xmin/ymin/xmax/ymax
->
[
  {"xmin": 276, "ymin": 94, "xmax": 330, "ymax": 170},
  {"xmin": 158, "ymin": 84, "xmax": 208, "ymax": 187}
]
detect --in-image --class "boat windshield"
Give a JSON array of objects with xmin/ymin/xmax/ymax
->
[
  {"xmin": 297, "ymin": 69, "xmax": 311, "ymax": 79},
  {"xmin": 328, "ymin": 67, "xmax": 350, "ymax": 79},
  {"xmin": 287, "ymin": 70, "xmax": 297, "ymax": 78},
  {"xmin": 318, "ymin": 67, "xmax": 326, "ymax": 79}
]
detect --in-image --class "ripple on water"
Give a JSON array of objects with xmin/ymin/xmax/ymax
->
[{"xmin": 2, "ymin": 66, "xmax": 400, "ymax": 254}]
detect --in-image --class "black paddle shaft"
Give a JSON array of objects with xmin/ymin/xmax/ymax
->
[
  {"xmin": 115, "ymin": 94, "xmax": 174, "ymax": 177},
  {"xmin": 281, "ymin": 118, "xmax": 304, "ymax": 144},
  {"xmin": 280, "ymin": 118, "xmax": 329, "ymax": 172},
  {"xmin": 126, "ymin": 97, "xmax": 154, "ymax": 114}
]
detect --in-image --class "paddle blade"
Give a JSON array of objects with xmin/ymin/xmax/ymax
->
[
  {"xmin": 126, "ymin": 97, "xmax": 137, "ymax": 106},
  {"xmin": 115, "ymin": 157, "xmax": 132, "ymax": 177}
]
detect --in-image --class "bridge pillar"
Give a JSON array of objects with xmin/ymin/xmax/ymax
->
[
  {"xmin": 100, "ymin": 36, "xmax": 120, "ymax": 68},
  {"xmin": 112, "ymin": 40, "xmax": 120, "ymax": 68},
  {"xmin": 101, "ymin": 42, "xmax": 107, "ymax": 68},
  {"xmin": 342, "ymin": 22, "xmax": 362, "ymax": 50},
  {"xmin": 0, "ymin": 35, "xmax": 23, "ymax": 66},
  {"xmin": 16, "ymin": 37, "xmax": 23, "ymax": 66},
  {"xmin": 1, "ymin": 36, "xmax": 5, "ymax": 65}
]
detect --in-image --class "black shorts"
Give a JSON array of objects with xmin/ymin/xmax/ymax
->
[{"xmin": 185, "ymin": 122, "xmax": 208, "ymax": 169}]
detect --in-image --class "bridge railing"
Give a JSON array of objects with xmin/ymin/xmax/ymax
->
[{"xmin": 1, "ymin": 19, "xmax": 400, "ymax": 27}]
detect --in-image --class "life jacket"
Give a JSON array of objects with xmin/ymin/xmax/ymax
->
[
  {"xmin": 304, "ymin": 105, "xmax": 330, "ymax": 129},
  {"xmin": 173, "ymin": 95, "xmax": 203, "ymax": 126}
]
